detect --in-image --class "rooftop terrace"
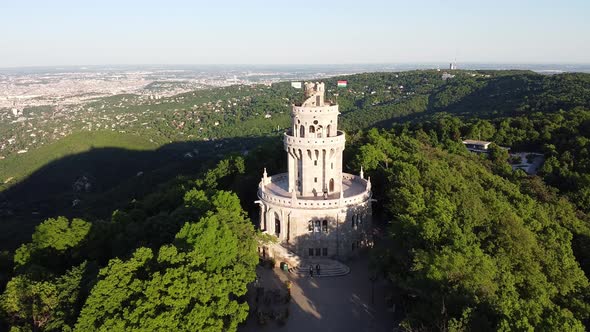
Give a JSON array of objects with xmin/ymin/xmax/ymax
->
[{"xmin": 258, "ymin": 172, "xmax": 371, "ymax": 209}]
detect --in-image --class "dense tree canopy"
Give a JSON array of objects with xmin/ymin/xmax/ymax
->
[
  {"xmin": 356, "ymin": 129, "xmax": 590, "ymax": 331},
  {"xmin": 1, "ymin": 156, "xmax": 258, "ymax": 332},
  {"xmin": 75, "ymin": 192, "xmax": 257, "ymax": 331}
]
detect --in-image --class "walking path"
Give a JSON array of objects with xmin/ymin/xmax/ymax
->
[{"xmin": 240, "ymin": 256, "xmax": 396, "ymax": 332}]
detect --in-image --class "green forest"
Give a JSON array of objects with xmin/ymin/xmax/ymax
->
[
  {"xmin": 352, "ymin": 128, "xmax": 590, "ymax": 331},
  {"xmin": 1, "ymin": 70, "xmax": 590, "ymax": 331},
  {"xmin": 1, "ymin": 154, "xmax": 265, "ymax": 331}
]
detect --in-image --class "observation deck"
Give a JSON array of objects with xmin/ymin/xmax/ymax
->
[
  {"xmin": 283, "ymin": 130, "xmax": 345, "ymax": 150},
  {"xmin": 292, "ymin": 103, "xmax": 339, "ymax": 115},
  {"xmin": 258, "ymin": 172, "xmax": 371, "ymax": 209}
]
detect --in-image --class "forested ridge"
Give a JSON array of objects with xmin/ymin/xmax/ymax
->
[
  {"xmin": 1, "ymin": 70, "xmax": 590, "ymax": 331},
  {"xmin": 351, "ymin": 128, "xmax": 590, "ymax": 330}
]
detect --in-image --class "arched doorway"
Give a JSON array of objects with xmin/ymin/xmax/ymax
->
[
  {"xmin": 329, "ymin": 178, "xmax": 335, "ymax": 192},
  {"xmin": 274, "ymin": 212, "xmax": 281, "ymax": 237}
]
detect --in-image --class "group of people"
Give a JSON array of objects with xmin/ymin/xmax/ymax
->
[{"xmin": 309, "ymin": 264, "xmax": 321, "ymax": 277}]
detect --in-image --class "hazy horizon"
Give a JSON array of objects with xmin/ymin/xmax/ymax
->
[
  {"xmin": 2, "ymin": 63, "xmax": 589, "ymax": 75},
  {"xmin": 2, "ymin": 61, "xmax": 590, "ymax": 68},
  {"xmin": 1, "ymin": 0, "xmax": 589, "ymax": 67}
]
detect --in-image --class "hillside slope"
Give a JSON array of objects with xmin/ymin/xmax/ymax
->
[
  {"xmin": 354, "ymin": 129, "xmax": 590, "ymax": 330},
  {"xmin": 0, "ymin": 131, "xmax": 157, "ymax": 191}
]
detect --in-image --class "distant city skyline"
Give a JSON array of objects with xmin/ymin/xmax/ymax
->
[{"xmin": 1, "ymin": 0, "xmax": 589, "ymax": 67}]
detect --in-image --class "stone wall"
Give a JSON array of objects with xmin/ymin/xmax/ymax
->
[{"xmin": 259, "ymin": 199, "xmax": 372, "ymax": 259}]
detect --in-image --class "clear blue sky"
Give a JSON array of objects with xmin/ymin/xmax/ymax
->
[{"xmin": 1, "ymin": 0, "xmax": 588, "ymax": 67}]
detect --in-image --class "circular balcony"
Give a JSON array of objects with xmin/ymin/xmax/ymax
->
[
  {"xmin": 258, "ymin": 172, "xmax": 371, "ymax": 210},
  {"xmin": 283, "ymin": 130, "xmax": 345, "ymax": 151},
  {"xmin": 292, "ymin": 104, "xmax": 339, "ymax": 115}
]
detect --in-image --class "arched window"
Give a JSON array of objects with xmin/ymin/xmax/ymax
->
[
  {"xmin": 309, "ymin": 125, "xmax": 315, "ymax": 134},
  {"xmin": 322, "ymin": 220, "xmax": 328, "ymax": 232},
  {"xmin": 327, "ymin": 124, "xmax": 331, "ymax": 137},
  {"xmin": 308, "ymin": 220, "xmax": 313, "ymax": 232},
  {"xmin": 317, "ymin": 125, "xmax": 323, "ymax": 138},
  {"xmin": 329, "ymin": 178, "xmax": 335, "ymax": 192},
  {"xmin": 300, "ymin": 125, "xmax": 305, "ymax": 138},
  {"xmin": 314, "ymin": 220, "xmax": 321, "ymax": 233}
]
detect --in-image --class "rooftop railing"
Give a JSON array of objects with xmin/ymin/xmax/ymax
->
[
  {"xmin": 283, "ymin": 130, "xmax": 345, "ymax": 148},
  {"xmin": 258, "ymin": 172, "xmax": 371, "ymax": 209}
]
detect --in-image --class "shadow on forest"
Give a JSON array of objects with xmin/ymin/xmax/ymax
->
[{"xmin": 0, "ymin": 135, "xmax": 276, "ymax": 251}]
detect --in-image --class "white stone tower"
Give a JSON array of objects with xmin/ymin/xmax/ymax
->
[
  {"xmin": 256, "ymin": 82, "xmax": 372, "ymax": 261},
  {"xmin": 288, "ymin": 82, "xmax": 343, "ymax": 197}
]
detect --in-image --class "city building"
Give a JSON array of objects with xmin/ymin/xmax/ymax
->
[{"xmin": 256, "ymin": 82, "xmax": 372, "ymax": 264}]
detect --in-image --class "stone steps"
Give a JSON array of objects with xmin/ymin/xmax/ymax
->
[
  {"xmin": 288, "ymin": 259, "xmax": 350, "ymax": 278},
  {"xmin": 268, "ymin": 243, "xmax": 350, "ymax": 278}
]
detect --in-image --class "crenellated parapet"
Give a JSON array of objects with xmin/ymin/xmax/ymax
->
[{"xmin": 302, "ymin": 82, "xmax": 326, "ymax": 107}]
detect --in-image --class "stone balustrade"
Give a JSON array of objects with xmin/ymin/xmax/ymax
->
[
  {"xmin": 259, "ymin": 172, "xmax": 371, "ymax": 209},
  {"xmin": 283, "ymin": 130, "xmax": 345, "ymax": 150},
  {"xmin": 292, "ymin": 104, "xmax": 338, "ymax": 115}
]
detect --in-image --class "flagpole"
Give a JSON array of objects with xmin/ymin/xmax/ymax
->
[{"xmin": 335, "ymin": 80, "xmax": 340, "ymax": 104}]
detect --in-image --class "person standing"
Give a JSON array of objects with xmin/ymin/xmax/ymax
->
[
  {"xmin": 309, "ymin": 265, "xmax": 313, "ymax": 278},
  {"xmin": 316, "ymin": 264, "xmax": 321, "ymax": 276}
]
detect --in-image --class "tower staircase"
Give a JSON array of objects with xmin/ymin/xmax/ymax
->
[
  {"xmin": 288, "ymin": 259, "xmax": 350, "ymax": 278},
  {"xmin": 267, "ymin": 242, "xmax": 350, "ymax": 278}
]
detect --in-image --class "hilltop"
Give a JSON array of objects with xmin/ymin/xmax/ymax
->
[
  {"xmin": 1, "ymin": 69, "xmax": 590, "ymax": 331},
  {"xmin": 1, "ymin": 70, "xmax": 590, "ymax": 247}
]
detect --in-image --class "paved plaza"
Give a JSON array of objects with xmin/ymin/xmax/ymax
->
[{"xmin": 240, "ymin": 257, "xmax": 397, "ymax": 332}]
